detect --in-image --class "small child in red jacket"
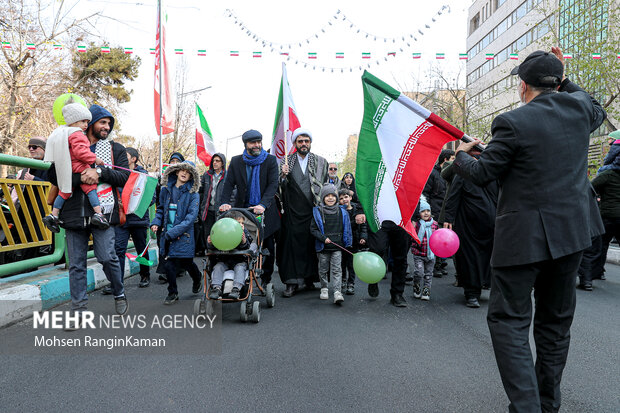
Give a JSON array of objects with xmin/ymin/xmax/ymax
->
[
  {"xmin": 43, "ymin": 102, "xmax": 108, "ymax": 233},
  {"xmin": 411, "ymin": 198, "xmax": 439, "ymax": 301}
]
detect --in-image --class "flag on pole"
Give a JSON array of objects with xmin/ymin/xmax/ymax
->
[
  {"xmin": 26, "ymin": 43, "xmax": 36, "ymax": 50},
  {"xmin": 196, "ymin": 103, "xmax": 216, "ymax": 167},
  {"xmin": 77, "ymin": 45, "xmax": 87, "ymax": 53},
  {"xmin": 198, "ymin": 49, "xmax": 206, "ymax": 56},
  {"xmin": 154, "ymin": 4, "xmax": 175, "ymax": 135},
  {"xmin": 485, "ymin": 53, "xmax": 494, "ymax": 60},
  {"xmin": 356, "ymin": 71, "xmax": 462, "ymax": 243},
  {"xmin": 101, "ymin": 46, "xmax": 111, "ymax": 53},
  {"xmin": 459, "ymin": 53, "xmax": 468, "ymax": 60},
  {"xmin": 126, "ymin": 240, "xmax": 154, "ymax": 266},
  {"xmin": 271, "ymin": 62, "xmax": 301, "ymax": 162},
  {"xmin": 122, "ymin": 171, "xmax": 158, "ymax": 219},
  {"xmin": 435, "ymin": 53, "xmax": 445, "ymax": 59},
  {"xmin": 412, "ymin": 53, "xmax": 421, "ymax": 59},
  {"xmin": 509, "ymin": 53, "xmax": 518, "ymax": 60}
]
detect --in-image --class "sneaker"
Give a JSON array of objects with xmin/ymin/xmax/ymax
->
[
  {"xmin": 192, "ymin": 278, "xmax": 202, "ymax": 294},
  {"xmin": 42, "ymin": 214, "xmax": 60, "ymax": 233},
  {"xmin": 413, "ymin": 284, "xmax": 421, "ymax": 299},
  {"xmin": 164, "ymin": 293, "xmax": 178, "ymax": 305},
  {"xmin": 114, "ymin": 296, "xmax": 128, "ymax": 315},
  {"xmin": 334, "ymin": 291, "xmax": 344, "ymax": 305},
  {"xmin": 138, "ymin": 277, "xmax": 150, "ymax": 288},
  {"xmin": 368, "ymin": 283, "xmax": 379, "ymax": 298},
  {"xmin": 208, "ymin": 286, "xmax": 222, "ymax": 300},
  {"xmin": 345, "ymin": 284, "xmax": 355, "ymax": 295},
  {"xmin": 390, "ymin": 294, "xmax": 408, "ymax": 307},
  {"xmin": 91, "ymin": 212, "xmax": 110, "ymax": 229},
  {"xmin": 465, "ymin": 297, "xmax": 480, "ymax": 308},
  {"xmin": 319, "ymin": 288, "xmax": 329, "ymax": 300},
  {"xmin": 577, "ymin": 283, "xmax": 593, "ymax": 291},
  {"xmin": 421, "ymin": 287, "xmax": 430, "ymax": 301},
  {"xmin": 228, "ymin": 287, "xmax": 240, "ymax": 300}
]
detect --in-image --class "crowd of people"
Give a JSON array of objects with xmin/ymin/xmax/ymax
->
[{"xmin": 1, "ymin": 47, "xmax": 617, "ymax": 412}]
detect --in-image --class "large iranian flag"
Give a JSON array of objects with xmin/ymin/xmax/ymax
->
[
  {"xmin": 154, "ymin": 1, "xmax": 175, "ymax": 135},
  {"xmin": 271, "ymin": 62, "xmax": 301, "ymax": 161},
  {"xmin": 357, "ymin": 71, "xmax": 462, "ymax": 243},
  {"xmin": 122, "ymin": 171, "xmax": 158, "ymax": 219},
  {"xmin": 196, "ymin": 103, "xmax": 216, "ymax": 167}
]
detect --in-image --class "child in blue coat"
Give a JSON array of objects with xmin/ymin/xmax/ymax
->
[{"xmin": 150, "ymin": 161, "xmax": 202, "ymax": 304}]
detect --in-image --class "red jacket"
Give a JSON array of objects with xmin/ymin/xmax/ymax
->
[{"xmin": 68, "ymin": 131, "xmax": 97, "ymax": 173}]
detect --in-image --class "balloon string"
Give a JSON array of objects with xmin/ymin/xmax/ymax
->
[{"xmin": 330, "ymin": 241, "xmax": 354, "ymax": 256}]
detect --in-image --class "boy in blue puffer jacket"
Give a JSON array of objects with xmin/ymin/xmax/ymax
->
[
  {"xmin": 150, "ymin": 161, "xmax": 202, "ymax": 304},
  {"xmin": 309, "ymin": 184, "xmax": 352, "ymax": 305}
]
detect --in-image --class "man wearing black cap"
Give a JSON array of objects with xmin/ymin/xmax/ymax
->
[
  {"xmin": 453, "ymin": 48, "xmax": 606, "ymax": 412},
  {"xmin": 219, "ymin": 130, "xmax": 280, "ymax": 288}
]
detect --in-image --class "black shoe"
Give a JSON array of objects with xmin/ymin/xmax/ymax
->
[
  {"xmin": 390, "ymin": 294, "xmax": 407, "ymax": 307},
  {"xmin": 192, "ymin": 278, "xmax": 202, "ymax": 294},
  {"xmin": 368, "ymin": 283, "xmax": 379, "ymax": 298},
  {"xmin": 42, "ymin": 214, "xmax": 61, "ymax": 233},
  {"xmin": 346, "ymin": 284, "xmax": 355, "ymax": 295},
  {"xmin": 114, "ymin": 296, "xmax": 128, "ymax": 315},
  {"xmin": 208, "ymin": 287, "xmax": 222, "ymax": 300},
  {"xmin": 158, "ymin": 274, "xmax": 168, "ymax": 284},
  {"xmin": 465, "ymin": 297, "xmax": 480, "ymax": 308},
  {"xmin": 282, "ymin": 284, "xmax": 297, "ymax": 298},
  {"xmin": 600, "ymin": 273, "xmax": 606, "ymax": 280},
  {"xmin": 101, "ymin": 286, "xmax": 113, "ymax": 295},
  {"xmin": 229, "ymin": 287, "xmax": 240, "ymax": 300},
  {"xmin": 577, "ymin": 283, "xmax": 593, "ymax": 291},
  {"xmin": 164, "ymin": 293, "xmax": 178, "ymax": 305},
  {"xmin": 405, "ymin": 275, "xmax": 413, "ymax": 282},
  {"xmin": 138, "ymin": 277, "xmax": 150, "ymax": 288},
  {"xmin": 63, "ymin": 312, "xmax": 82, "ymax": 331},
  {"xmin": 304, "ymin": 281, "xmax": 316, "ymax": 291},
  {"xmin": 91, "ymin": 212, "xmax": 110, "ymax": 230}
]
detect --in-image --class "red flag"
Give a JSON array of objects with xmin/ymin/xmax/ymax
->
[{"xmin": 154, "ymin": 1, "xmax": 175, "ymax": 135}]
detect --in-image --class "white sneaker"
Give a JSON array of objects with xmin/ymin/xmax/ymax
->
[
  {"xmin": 319, "ymin": 288, "xmax": 329, "ymax": 300},
  {"xmin": 334, "ymin": 291, "xmax": 344, "ymax": 305}
]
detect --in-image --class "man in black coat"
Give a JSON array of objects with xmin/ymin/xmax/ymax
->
[
  {"xmin": 219, "ymin": 130, "xmax": 280, "ymax": 286},
  {"xmin": 453, "ymin": 48, "xmax": 606, "ymax": 413}
]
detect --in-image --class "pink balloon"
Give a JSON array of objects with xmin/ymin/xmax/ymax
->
[{"xmin": 429, "ymin": 228, "xmax": 460, "ymax": 258}]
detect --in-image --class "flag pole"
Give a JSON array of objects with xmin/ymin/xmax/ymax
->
[{"xmin": 158, "ymin": 0, "xmax": 163, "ymax": 177}]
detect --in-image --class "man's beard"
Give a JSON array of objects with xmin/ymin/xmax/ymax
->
[
  {"xmin": 297, "ymin": 146, "xmax": 309, "ymax": 155},
  {"xmin": 93, "ymin": 129, "xmax": 108, "ymax": 140},
  {"xmin": 249, "ymin": 147, "xmax": 261, "ymax": 156}
]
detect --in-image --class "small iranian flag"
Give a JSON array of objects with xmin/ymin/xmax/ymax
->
[
  {"xmin": 2, "ymin": 42, "xmax": 11, "ymax": 49},
  {"xmin": 253, "ymin": 51, "xmax": 262, "ymax": 58},
  {"xmin": 122, "ymin": 171, "xmax": 158, "ymax": 219},
  {"xmin": 509, "ymin": 53, "xmax": 519, "ymax": 60},
  {"xmin": 459, "ymin": 53, "xmax": 468, "ymax": 60},
  {"xmin": 591, "ymin": 53, "xmax": 601, "ymax": 59},
  {"xmin": 126, "ymin": 240, "xmax": 154, "ymax": 266},
  {"xmin": 124, "ymin": 47, "xmax": 133, "ymax": 54},
  {"xmin": 308, "ymin": 52, "xmax": 317, "ymax": 59},
  {"xmin": 174, "ymin": 48, "xmax": 183, "ymax": 55},
  {"xmin": 101, "ymin": 46, "xmax": 111, "ymax": 53},
  {"xmin": 196, "ymin": 103, "xmax": 216, "ymax": 167},
  {"xmin": 435, "ymin": 53, "xmax": 445, "ymax": 59},
  {"xmin": 563, "ymin": 53, "xmax": 573, "ymax": 59},
  {"xmin": 53, "ymin": 43, "xmax": 63, "ymax": 50},
  {"xmin": 230, "ymin": 50, "xmax": 239, "ymax": 56},
  {"xmin": 26, "ymin": 43, "xmax": 36, "ymax": 50},
  {"xmin": 77, "ymin": 45, "xmax": 87, "ymax": 53},
  {"xmin": 362, "ymin": 52, "xmax": 371, "ymax": 59},
  {"xmin": 485, "ymin": 53, "xmax": 494, "ymax": 60},
  {"xmin": 198, "ymin": 49, "xmax": 206, "ymax": 56},
  {"xmin": 388, "ymin": 52, "xmax": 396, "ymax": 57},
  {"xmin": 357, "ymin": 71, "xmax": 462, "ymax": 243},
  {"xmin": 150, "ymin": 48, "xmax": 156, "ymax": 55},
  {"xmin": 412, "ymin": 53, "xmax": 421, "ymax": 59},
  {"xmin": 336, "ymin": 52, "xmax": 344, "ymax": 59}
]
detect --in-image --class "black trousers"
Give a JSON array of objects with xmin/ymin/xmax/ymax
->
[
  {"xmin": 341, "ymin": 252, "xmax": 355, "ymax": 286},
  {"xmin": 368, "ymin": 221, "xmax": 411, "ymax": 298},
  {"xmin": 488, "ymin": 251, "xmax": 582, "ymax": 413},
  {"xmin": 578, "ymin": 235, "xmax": 602, "ymax": 285},
  {"xmin": 600, "ymin": 217, "xmax": 620, "ymax": 272},
  {"xmin": 262, "ymin": 235, "xmax": 275, "ymax": 284},
  {"xmin": 114, "ymin": 225, "xmax": 150, "ymax": 281},
  {"xmin": 163, "ymin": 257, "xmax": 201, "ymax": 295}
]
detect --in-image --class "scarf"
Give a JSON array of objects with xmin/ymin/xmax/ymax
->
[
  {"xmin": 417, "ymin": 219, "xmax": 435, "ymax": 260},
  {"xmin": 242, "ymin": 149, "xmax": 269, "ymax": 206},
  {"xmin": 283, "ymin": 152, "xmax": 324, "ymax": 205},
  {"xmin": 44, "ymin": 126, "xmax": 81, "ymax": 194},
  {"xmin": 94, "ymin": 139, "xmax": 116, "ymax": 214}
]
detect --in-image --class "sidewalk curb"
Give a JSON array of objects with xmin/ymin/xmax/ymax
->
[{"xmin": 0, "ymin": 248, "xmax": 158, "ymax": 328}]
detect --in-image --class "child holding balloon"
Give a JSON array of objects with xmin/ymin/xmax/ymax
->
[
  {"xmin": 411, "ymin": 198, "xmax": 439, "ymax": 301},
  {"xmin": 310, "ymin": 184, "xmax": 353, "ymax": 305}
]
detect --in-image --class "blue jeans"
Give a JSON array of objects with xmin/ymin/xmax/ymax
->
[
  {"xmin": 66, "ymin": 226, "xmax": 125, "ymax": 311},
  {"xmin": 114, "ymin": 225, "xmax": 150, "ymax": 280}
]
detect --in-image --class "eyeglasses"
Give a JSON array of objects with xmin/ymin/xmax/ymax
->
[
  {"xmin": 296, "ymin": 139, "xmax": 311, "ymax": 144},
  {"xmin": 28, "ymin": 145, "xmax": 41, "ymax": 150},
  {"xmin": 329, "ymin": 167, "xmax": 338, "ymax": 171}
]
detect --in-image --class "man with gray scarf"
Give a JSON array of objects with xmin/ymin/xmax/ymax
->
[{"xmin": 278, "ymin": 128, "xmax": 329, "ymax": 297}]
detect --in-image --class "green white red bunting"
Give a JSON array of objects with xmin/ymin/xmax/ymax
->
[
  {"xmin": 122, "ymin": 171, "xmax": 158, "ymax": 219},
  {"xmin": 230, "ymin": 50, "xmax": 239, "ymax": 56},
  {"xmin": 362, "ymin": 52, "xmax": 371, "ymax": 59},
  {"xmin": 101, "ymin": 47, "xmax": 111, "ymax": 53},
  {"xmin": 388, "ymin": 52, "xmax": 396, "ymax": 57},
  {"xmin": 356, "ymin": 71, "xmax": 461, "ymax": 243},
  {"xmin": 198, "ymin": 49, "xmax": 206, "ymax": 56},
  {"xmin": 271, "ymin": 62, "xmax": 301, "ymax": 161},
  {"xmin": 336, "ymin": 52, "xmax": 344, "ymax": 58},
  {"xmin": 564, "ymin": 53, "xmax": 573, "ymax": 59},
  {"xmin": 195, "ymin": 103, "xmax": 216, "ymax": 167},
  {"xmin": 435, "ymin": 53, "xmax": 445, "ymax": 59},
  {"xmin": 485, "ymin": 53, "xmax": 494, "ymax": 60},
  {"xmin": 308, "ymin": 52, "xmax": 317, "ymax": 59},
  {"xmin": 253, "ymin": 51, "xmax": 262, "ymax": 58},
  {"xmin": 26, "ymin": 43, "xmax": 35, "ymax": 50},
  {"xmin": 509, "ymin": 53, "xmax": 518, "ymax": 60},
  {"xmin": 174, "ymin": 49, "xmax": 183, "ymax": 55},
  {"xmin": 592, "ymin": 53, "xmax": 601, "ymax": 59},
  {"xmin": 77, "ymin": 45, "xmax": 86, "ymax": 53},
  {"xmin": 2, "ymin": 42, "xmax": 11, "ymax": 49},
  {"xmin": 124, "ymin": 47, "xmax": 133, "ymax": 54},
  {"xmin": 412, "ymin": 53, "xmax": 421, "ymax": 59},
  {"xmin": 459, "ymin": 53, "xmax": 468, "ymax": 60}
]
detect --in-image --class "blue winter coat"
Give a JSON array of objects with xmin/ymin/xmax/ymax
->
[
  {"xmin": 151, "ymin": 162, "xmax": 201, "ymax": 258},
  {"xmin": 311, "ymin": 205, "xmax": 352, "ymax": 252}
]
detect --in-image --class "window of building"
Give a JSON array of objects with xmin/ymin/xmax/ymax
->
[{"xmin": 470, "ymin": 13, "xmax": 480, "ymax": 34}]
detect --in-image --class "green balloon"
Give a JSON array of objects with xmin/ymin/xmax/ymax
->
[
  {"xmin": 353, "ymin": 251, "xmax": 386, "ymax": 284},
  {"xmin": 210, "ymin": 217, "xmax": 243, "ymax": 251},
  {"xmin": 53, "ymin": 93, "xmax": 88, "ymax": 125}
]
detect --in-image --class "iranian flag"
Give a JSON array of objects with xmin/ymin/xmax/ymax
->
[
  {"xmin": 122, "ymin": 171, "xmax": 158, "ymax": 218},
  {"xmin": 271, "ymin": 62, "xmax": 301, "ymax": 161},
  {"xmin": 154, "ymin": 1, "xmax": 175, "ymax": 135},
  {"xmin": 459, "ymin": 53, "xmax": 468, "ymax": 60},
  {"xmin": 196, "ymin": 103, "xmax": 216, "ymax": 167},
  {"xmin": 356, "ymin": 71, "xmax": 462, "ymax": 243}
]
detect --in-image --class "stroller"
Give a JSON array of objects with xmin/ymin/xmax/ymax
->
[{"xmin": 193, "ymin": 208, "xmax": 275, "ymax": 323}]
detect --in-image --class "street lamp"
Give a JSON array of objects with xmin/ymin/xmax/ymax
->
[{"xmin": 225, "ymin": 135, "xmax": 243, "ymax": 161}]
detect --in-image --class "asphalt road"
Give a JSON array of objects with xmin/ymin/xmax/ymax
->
[{"xmin": 1, "ymin": 257, "xmax": 619, "ymax": 412}]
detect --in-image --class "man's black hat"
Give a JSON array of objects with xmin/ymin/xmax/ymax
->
[
  {"xmin": 242, "ymin": 129, "xmax": 262, "ymax": 143},
  {"xmin": 510, "ymin": 50, "xmax": 563, "ymax": 87}
]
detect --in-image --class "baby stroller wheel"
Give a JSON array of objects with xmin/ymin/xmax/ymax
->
[
  {"xmin": 193, "ymin": 299, "xmax": 205, "ymax": 316},
  {"xmin": 240, "ymin": 302, "xmax": 249, "ymax": 323},
  {"xmin": 265, "ymin": 283, "xmax": 275, "ymax": 308},
  {"xmin": 250, "ymin": 301, "xmax": 261, "ymax": 323},
  {"xmin": 205, "ymin": 300, "xmax": 215, "ymax": 318}
]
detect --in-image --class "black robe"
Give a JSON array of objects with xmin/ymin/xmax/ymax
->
[{"xmin": 444, "ymin": 174, "xmax": 498, "ymax": 298}]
